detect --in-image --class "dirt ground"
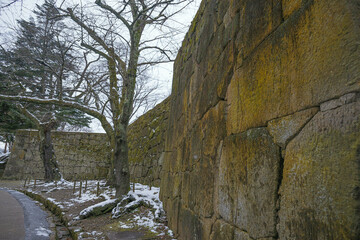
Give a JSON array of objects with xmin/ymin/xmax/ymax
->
[{"xmin": 0, "ymin": 180, "xmax": 175, "ymax": 240}]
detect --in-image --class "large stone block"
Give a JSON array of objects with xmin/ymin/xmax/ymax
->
[
  {"xmin": 201, "ymin": 101, "xmax": 226, "ymax": 157},
  {"xmin": 178, "ymin": 207, "xmax": 202, "ymax": 240},
  {"xmin": 267, "ymin": 107, "xmax": 319, "ymax": 148},
  {"xmin": 279, "ymin": 99, "xmax": 360, "ymax": 239},
  {"xmin": 190, "ymin": 155, "xmax": 215, "ymax": 218},
  {"xmin": 210, "ymin": 220, "xmax": 234, "ymax": 240},
  {"xmin": 165, "ymin": 197, "xmax": 181, "ymax": 236},
  {"xmin": 236, "ymin": 0, "xmax": 282, "ymax": 62},
  {"xmin": 217, "ymin": 128, "xmax": 280, "ymax": 239},
  {"xmin": 227, "ymin": 0, "xmax": 360, "ymax": 135}
]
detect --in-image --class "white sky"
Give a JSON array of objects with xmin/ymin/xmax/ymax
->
[{"xmin": 0, "ymin": 0, "xmax": 201, "ymax": 133}]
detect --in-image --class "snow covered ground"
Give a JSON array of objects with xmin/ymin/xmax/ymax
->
[
  {"xmin": 32, "ymin": 179, "xmax": 115, "ymax": 209},
  {"xmin": 26, "ymin": 180, "xmax": 175, "ymax": 239},
  {"xmin": 0, "ymin": 141, "xmax": 5, "ymax": 152}
]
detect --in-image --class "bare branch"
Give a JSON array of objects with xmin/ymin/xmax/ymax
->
[
  {"xmin": 137, "ymin": 59, "xmax": 174, "ymax": 66},
  {"xmin": 81, "ymin": 42, "xmax": 111, "ymax": 60},
  {"xmin": 139, "ymin": 45, "xmax": 173, "ymax": 60},
  {"xmin": 95, "ymin": 0, "xmax": 131, "ymax": 30},
  {"xmin": 0, "ymin": 0, "xmax": 21, "ymax": 9}
]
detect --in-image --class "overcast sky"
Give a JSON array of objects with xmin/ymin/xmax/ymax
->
[{"xmin": 0, "ymin": 0, "xmax": 201, "ymax": 133}]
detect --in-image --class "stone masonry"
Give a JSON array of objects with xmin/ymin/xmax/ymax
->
[
  {"xmin": 160, "ymin": 0, "xmax": 360, "ymax": 239},
  {"xmin": 3, "ymin": 130, "xmax": 110, "ymax": 180},
  {"xmin": 3, "ymin": 98, "xmax": 169, "ymax": 183}
]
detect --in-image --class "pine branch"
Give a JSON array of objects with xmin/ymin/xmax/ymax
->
[{"xmin": 0, "ymin": 94, "xmax": 114, "ymax": 137}]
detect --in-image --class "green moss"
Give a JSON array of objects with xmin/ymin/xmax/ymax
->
[
  {"xmin": 102, "ymin": 208, "xmax": 160, "ymax": 239},
  {"xmin": 128, "ymin": 98, "xmax": 170, "ymax": 165}
]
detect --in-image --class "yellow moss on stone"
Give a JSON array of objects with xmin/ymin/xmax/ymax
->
[{"xmin": 227, "ymin": 0, "xmax": 360, "ymax": 135}]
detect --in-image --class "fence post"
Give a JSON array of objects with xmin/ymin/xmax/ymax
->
[
  {"xmin": 73, "ymin": 181, "xmax": 76, "ymax": 194},
  {"xmin": 96, "ymin": 181, "xmax": 100, "ymax": 197},
  {"xmin": 79, "ymin": 181, "xmax": 82, "ymax": 198},
  {"xmin": 132, "ymin": 182, "xmax": 135, "ymax": 192},
  {"xmin": 24, "ymin": 178, "xmax": 27, "ymax": 188}
]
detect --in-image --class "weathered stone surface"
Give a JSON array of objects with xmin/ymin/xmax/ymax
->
[
  {"xmin": 160, "ymin": 0, "xmax": 360, "ymax": 239},
  {"xmin": 217, "ymin": 128, "xmax": 280, "ymax": 239},
  {"xmin": 178, "ymin": 207, "xmax": 202, "ymax": 240},
  {"xmin": 279, "ymin": 99, "xmax": 360, "ymax": 239},
  {"xmin": 282, "ymin": 0, "xmax": 302, "ymax": 19},
  {"xmin": 235, "ymin": 0, "xmax": 282, "ymax": 63},
  {"xmin": 267, "ymin": 107, "xmax": 319, "ymax": 148},
  {"xmin": 234, "ymin": 229, "xmax": 251, "ymax": 240},
  {"xmin": 234, "ymin": 228, "xmax": 276, "ymax": 240},
  {"xmin": 227, "ymin": 0, "xmax": 360, "ymax": 135},
  {"xmin": 210, "ymin": 220, "xmax": 234, "ymax": 240},
  {"xmin": 161, "ymin": 196, "xmax": 180, "ymax": 235},
  {"xmin": 320, "ymin": 92, "xmax": 359, "ymax": 112},
  {"xmin": 201, "ymin": 101, "xmax": 226, "ymax": 157},
  {"xmin": 201, "ymin": 217, "xmax": 215, "ymax": 240}
]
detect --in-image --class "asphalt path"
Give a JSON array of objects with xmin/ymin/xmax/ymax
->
[{"xmin": 0, "ymin": 188, "xmax": 52, "ymax": 240}]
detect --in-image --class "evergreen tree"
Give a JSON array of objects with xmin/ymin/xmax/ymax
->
[
  {"xmin": 0, "ymin": 0, "xmax": 91, "ymax": 181},
  {"xmin": 0, "ymin": 75, "xmax": 35, "ymax": 152}
]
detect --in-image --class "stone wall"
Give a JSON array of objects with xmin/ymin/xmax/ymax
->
[
  {"xmin": 3, "ymin": 130, "xmax": 111, "ymax": 180},
  {"xmin": 2, "ymin": 98, "xmax": 169, "ymax": 183},
  {"xmin": 160, "ymin": 0, "xmax": 360, "ymax": 239},
  {"xmin": 128, "ymin": 97, "xmax": 170, "ymax": 186}
]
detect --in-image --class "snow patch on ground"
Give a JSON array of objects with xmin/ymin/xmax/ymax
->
[
  {"xmin": 35, "ymin": 226, "xmax": 52, "ymax": 237},
  {"xmin": 79, "ymin": 230, "xmax": 105, "ymax": 239},
  {"xmin": 47, "ymin": 197, "xmax": 66, "ymax": 209},
  {"xmin": 112, "ymin": 183, "xmax": 174, "ymax": 238},
  {"xmin": 29, "ymin": 180, "xmax": 115, "ymax": 208}
]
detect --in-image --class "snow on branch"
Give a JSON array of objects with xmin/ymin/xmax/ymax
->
[{"xmin": 0, "ymin": 94, "xmax": 114, "ymax": 136}]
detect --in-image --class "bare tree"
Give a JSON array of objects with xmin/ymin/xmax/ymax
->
[{"xmin": 0, "ymin": 0, "xmax": 194, "ymax": 197}]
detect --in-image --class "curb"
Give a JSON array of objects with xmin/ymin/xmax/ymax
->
[{"xmin": 21, "ymin": 190, "xmax": 79, "ymax": 240}]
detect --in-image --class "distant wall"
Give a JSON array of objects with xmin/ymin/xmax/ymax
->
[
  {"xmin": 128, "ymin": 97, "xmax": 170, "ymax": 187},
  {"xmin": 160, "ymin": 0, "xmax": 360, "ymax": 239},
  {"xmin": 3, "ymin": 130, "xmax": 110, "ymax": 180},
  {"xmin": 2, "ymin": 98, "xmax": 169, "ymax": 184}
]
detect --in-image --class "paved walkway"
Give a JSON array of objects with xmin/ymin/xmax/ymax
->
[
  {"xmin": 0, "ymin": 188, "xmax": 52, "ymax": 240},
  {"xmin": 0, "ymin": 190, "xmax": 25, "ymax": 240}
]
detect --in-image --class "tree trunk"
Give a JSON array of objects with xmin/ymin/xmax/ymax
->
[
  {"xmin": 39, "ymin": 123, "xmax": 61, "ymax": 182},
  {"xmin": 113, "ymin": 127, "xmax": 130, "ymax": 197}
]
